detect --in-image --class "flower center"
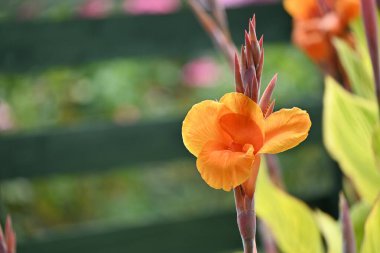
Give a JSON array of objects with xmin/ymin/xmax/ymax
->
[
  {"xmin": 228, "ymin": 142, "xmax": 254, "ymax": 156},
  {"xmin": 229, "ymin": 142, "xmax": 243, "ymax": 152},
  {"xmin": 219, "ymin": 113, "xmax": 264, "ymax": 153}
]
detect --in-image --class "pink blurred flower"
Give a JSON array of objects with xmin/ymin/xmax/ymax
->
[
  {"xmin": 182, "ymin": 57, "xmax": 220, "ymax": 87},
  {"xmin": 123, "ymin": 0, "xmax": 180, "ymax": 15},
  {"xmin": 221, "ymin": 0, "xmax": 278, "ymax": 8},
  {"xmin": 78, "ymin": 0, "xmax": 113, "ymax": 19},
  {"xmin": 0, "ymin": 102, "xmax": 14, "ymax": 131}
]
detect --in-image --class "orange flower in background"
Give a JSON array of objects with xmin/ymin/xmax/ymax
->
[
  {"xmin": 284, "ymin": 0, "xmax": 360, "ymax": 65},
  {"xmin": 182, "ymin": 92, "xmax": 311, "ymax": 194}
]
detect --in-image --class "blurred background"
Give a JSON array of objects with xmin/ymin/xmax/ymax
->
[{"xmin": 0, "ymin": 0, "xmax": 338, "ymax": 252}]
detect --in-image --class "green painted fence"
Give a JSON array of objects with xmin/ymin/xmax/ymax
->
[
  {"xmin": 0, "ymin": 119, "xmax": 188, "ymax": 180},
  {"xmin": 17, "ymin": 212, "xmax": 241, "ymax": 253},
  {"xmin": 0, "ymin": 4, "xmax": 291, "ymax": 73}
]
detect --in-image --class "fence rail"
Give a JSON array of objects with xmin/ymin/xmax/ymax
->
[
  {"xmin": 0, "ymin": 4, "xmax": 291, "ymax": 73},
  {"xmin": 18, "ymin": 212, "xmax": 241, "ymax": 253},
  {"xmin": 0, "ymin": 103, "xmax": 322, "ymax": 180},
  {"xmin": 0, "ymin": 119, "xmax": 188, "ymax": 180}
]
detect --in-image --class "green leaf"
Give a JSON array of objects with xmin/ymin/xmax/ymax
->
[
  {"xmin": 361, "ymin": 196, "xmax": 380, "ymax": 253},
  {"xmin": 323, "ymin": 77, "xmax": 380, "ymax": 204},
  {"xmin": 313, "ymin": 203, "xmax": 372, "ymax": 253},
  {"xmin": 351, "ymin": 202, "xmax": 371, "ymax": 252},
  {"xmin": 256, "ymin": 161, "xmax": 323, "ymax": 253},
  {"xmin": 315, "ymin": 210, "xmax": 342, "ymax": 253},
  {"xmin": 372, "ymin": 125, "xmax": 380, "ymax": 170},
  {"xmin": 350, "ymin": 18, "xmax": 373, "ymax": 84},
  {"xmin": 333, "ymin": 38, "xmax": 374, "ymax": 99}
]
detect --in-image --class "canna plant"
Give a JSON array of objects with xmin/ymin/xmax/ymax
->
[
  {"xmin": 188, "ymin": 0, "xmax": 380, "ymax": 252},
  {"xmin": 258, "ymin": 0, "xmax": 380, "ymax": 252},
  {"xmin": 284, "ymin": 0, "xmax": 380, "ymax": 205},
  {"xmin": 321, "ymin": 1, "xmax": 380, "ymax": 251},
  {"xmin": 182, "ymin": 8, "xmax": 312, "ymax": 252}
]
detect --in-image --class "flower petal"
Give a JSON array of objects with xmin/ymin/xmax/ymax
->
[
  {"xmin": 292, "ymin": 22, "xmax": 332, "ymax": 62},
  {"xmin": 284, "ymin": 0, "xmax": 319, "ymax": 20},
  {"xmin": 220, "ymin": 92, "xmax": 265, "ymax": 134},
  {"xmin": 242, "ymin": 155, "xmax": 261, "ymax": 198},
  {"xmin": 196, "ymin": 141, "xmax": 255, "ymax": 191},
  {"xmin": 182, "ymin": 100, "xmax": 231, "ymax": 157},
  {"xmin": 218, "ymin": 92, "xmax": 265, "ymax": 152},
  {"xmin": 259, "ymin": 107, "xmax": 311, "ymax": 154},
  {"xmin": 335, "ymin": 0, "xmax": 360, "ymax": 24},
  {"xmin": 219, "ymin": 113, "xmax": 264, "ymax": 152}
]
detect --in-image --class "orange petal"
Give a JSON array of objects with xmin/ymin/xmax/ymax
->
[
  {"xmin": 335, "ymin": 0, "xmax": 360, "ymax": 24},
  {"xmin": 242, "ymin": 155, "xmax": 261, "ymax": 198},
  {"xmin": 284, "ymin": 0, "xmax": 319, "ymax": 20},
  {"xmin": 219, "ymin": 113, "xmax": 264, "ymax": 152},
  {"xmin": 292, "ymin": 23, "xmax": 332, "ymax": 62},
  {"xmin": 196, "ymin": 141, "xmax": 255, "ymax": 191},
  {"xmin": 182, "ymin": 100, "xmax": 231, "ymax": 157},
  {"xmin": 259, "ymin": 107, "xmax": 311, "ymax": 154},
  {"xmin": 220, "ymin": 92, "xmax": 265, "ymax": 134}
]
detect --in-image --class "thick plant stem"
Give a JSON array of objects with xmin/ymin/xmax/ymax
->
[
  {"xmin": 243, "ymin": 239, "xmax": 257, "ymax": 253},
  {"xmin": 234, "ymin": 187, "xmax": 257, "ymax": 253},
  {"xmin": 360, "ymin": 0, "xmax": 380, "ymax": 110},
  {"xmin": 340, "ymin": 193, "xmax": 356, "ymax": 253},
  {"xmin": 238, "ymin": 210, "xmax": 256, "ymax": 253}
]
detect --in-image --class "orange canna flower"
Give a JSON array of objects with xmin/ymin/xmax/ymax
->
[
  {"xmin": 186, "ymin": 14, "xmax": 312, "ymax": 253},
  {"xmin": 182, "ymin": 92, "xmax": 311, "ymax": 194},
  {"xmin": 284, "ymin": 0, "xmax": 360, "ymax": 75}
]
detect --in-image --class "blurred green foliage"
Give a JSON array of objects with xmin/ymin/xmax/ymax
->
[
  {"xmin": 1, "ymin": 160, "xmax": 234, "ymax": 239},
  {"xmin": 0, "ymin": 45, "xmax": 321, "ymax": 131},
  {"xmin": 0, "ymin": 0, "xmax": 185, "ymax": 21}
]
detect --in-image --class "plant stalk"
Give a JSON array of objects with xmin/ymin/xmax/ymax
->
[
  {"xmin": 234, "ymin": 187, "xmax": 257, "ymax": 253},
  {"xmin": 340, "ymin": 193, "xmax": 356, "ymax": 253},
  {"xmin": 360, "ymin": 0, "xmax": 380, "ymax": 109}
]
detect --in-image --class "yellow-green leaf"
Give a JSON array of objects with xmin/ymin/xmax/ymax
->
[
  {"xmin": 256, "ymin": 161, "xmax": 323, "ymax": 253},
  {"xmin": 315, "ymin": 210, "xmax": 342, "ymax": 253},
  {"xmin": 361, "ymin": 197, "xmax": 380, "ymax": 253},
  {"xmin": 350, "ymin": 19, "xmax": 373, "ymax": 84},
  {"xmin": 323, "ymin": 77, "xmax": 380, "ymax": 204},
  {"xmin": 333, "ymin": 38, "xmax": 374, "ymax": 99},
  {"xmin": 351, "ymin": 202, "xmax": 371, "ymax": 252},
  {"xmin": 372, "ymin": 125, "xmax": 380, "ymax": 169}
]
